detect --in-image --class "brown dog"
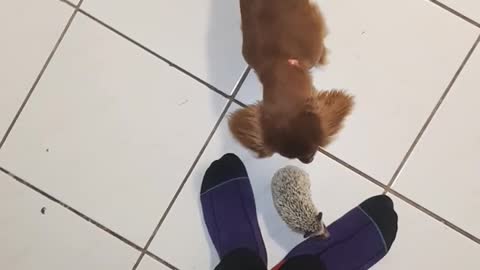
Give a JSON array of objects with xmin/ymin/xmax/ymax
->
[{"xmin": 229, "ymin": 0, "xmax": 354, "ymax": 163}]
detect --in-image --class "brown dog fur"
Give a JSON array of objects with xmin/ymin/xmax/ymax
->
[
  {"xmin": 229, "ymin": 90, "xmax": 353, "ymax": 162},
  {"xmin": 229, "ymin": 0, "xmax": 354, "ymax": 163}
]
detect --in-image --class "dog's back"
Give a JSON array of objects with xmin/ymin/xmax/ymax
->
[
  {"xmin": 240, "ymin": 0, "xmax": 327, "ymax": 70},
  {"xmin": 234, "ymin": 0, "xmax": 348, "ymax": 164}
]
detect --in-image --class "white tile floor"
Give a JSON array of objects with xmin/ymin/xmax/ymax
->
[{"xmin": 1, "ymin": 0, "xmax": 479, "ymax": 269}]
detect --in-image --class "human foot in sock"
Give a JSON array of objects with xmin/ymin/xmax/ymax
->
[
  {"xmin": 274, "ymin": 195, "xmax": 398, "ymax": 270},
  {"xmin": 200, "ymin": 153, "xmax": 267, "ymax": 265}
]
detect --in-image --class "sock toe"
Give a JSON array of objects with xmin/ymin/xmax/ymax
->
[
  {"xmin": 362, "ymin": 194, "xmax": 394, "ymax": 208},
  {"xmin": 359, "ymin": 195, "xmax": 398, "ymax": 250},
  {"xmin": 201, "ymin": 153, "xmax": 248, "ymax": 193}
]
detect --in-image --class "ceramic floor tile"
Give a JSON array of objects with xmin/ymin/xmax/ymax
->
[
  {"xmin": 0, "ymin": 0, "xmax": 72, "ymax": 140},
  {"xmin": 137, "ymin": 256, "xmax": 170, "ymax": 270},
  {"xmin": 439, "ymin": 0, "xmax": 480, "ymax": 23},
  {"xmin": 0, "ymin": 172, "xmax": 139, "ymax": 269},
  {"xmin": 0, "ymin": 14, "xmax": 227, "ymax": 245},
  {"xmin": 148, "ymin": 105, "xmax": 382, "ymax": 269},
  {"xmin": 394, "ymin": 46, "xmax": 480, "ymax": 238},
  {"xmin": 236, "ymin": 0, "xmax": 479, "ymax": 183},
  {"xmin": 82, "ymin": 0, "xmax": 245, "ymax": 93},
  {"xmin": 374, "ymin": 197, "xmax": 480, "ymax": 269}
]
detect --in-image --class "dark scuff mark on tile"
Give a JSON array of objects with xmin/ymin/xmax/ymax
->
[{"xmin": 178, "ymin": 99, "xmax": 189, "ymax": 106}]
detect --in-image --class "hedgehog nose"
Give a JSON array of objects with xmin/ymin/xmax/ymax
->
[{"xmin": 320, "ymin": 228, "xmax": 330, "ymax": 239}]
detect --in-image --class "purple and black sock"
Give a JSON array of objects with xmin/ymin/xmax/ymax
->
[
  {"xmin": 200, "ymin": 153, "xmax": 267, "ymax": 267},
  {"xmin": 274, "ymin": 195, "xmax": 398, "ymax": 270}
]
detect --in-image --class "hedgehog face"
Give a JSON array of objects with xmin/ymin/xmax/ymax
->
[{"xmin": 304, "ymin": 212, "xmax": 330, "ymax": 238}]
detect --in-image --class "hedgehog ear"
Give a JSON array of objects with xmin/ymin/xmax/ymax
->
[{"xmin": 316, "ymin": 212, "xmax": 323, "ymax": 222}]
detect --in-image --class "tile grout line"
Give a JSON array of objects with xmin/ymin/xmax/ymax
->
[
  {"xmin": 131, "ymin": 67, "xmax": 250, "ymax": 270},
  {"xmin": 145, "ymin": 251, "xmax": 179, "ymax": 270},
  {"xmin": 74, "ymin": 8, "xmax": 234, "ymax": 100},
  {"xmin": 386, "ymin": 34, "xmax": 480, "ymax": 189},
  {"xmin": 316, "ymin": 148, "xmax": 388, "ymax": 190},
  {"xmin": 430, "ymin": 0, "xmax": 480, "ymax": 28},
  {"xmin": 0, "ymin": 166, "xmax": 145, "ymax": 253},
  {"xmin": 0, "ymin": 0, "xmax": 84, "ymax": 150},
  {"xmin": 232, "ymin": 97, "xmax": 248, "ymax": 108},
  {"xmin": 58, "ymin": 0, "xmax": 76, "ymax": 8},
  {"xmin": 387, "ymin": 188, "xmax": 480, "ymax": 244}
]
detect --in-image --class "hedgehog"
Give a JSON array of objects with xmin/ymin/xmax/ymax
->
[{"xmin": 271, "ymin": 165, "xmax": 329, "ymax": 238}]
